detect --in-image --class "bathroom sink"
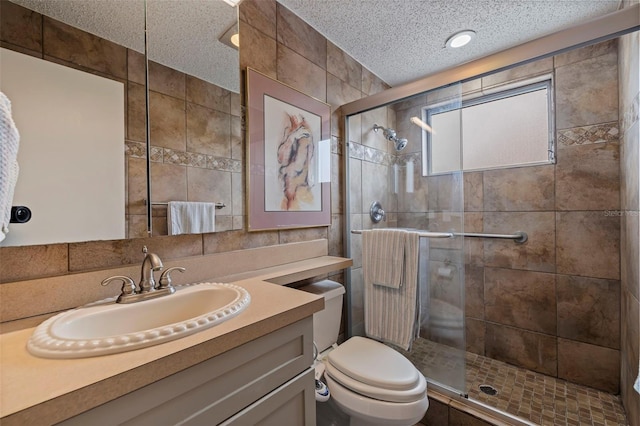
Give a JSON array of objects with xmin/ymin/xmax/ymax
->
[{"xmin": 27, "ymin": 282, "xmax": 251, "ymax": 359}]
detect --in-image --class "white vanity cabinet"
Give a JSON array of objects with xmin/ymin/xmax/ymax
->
[{"xmin": 59, "ymin": 317, "xmax": 316, "ymax": 426}]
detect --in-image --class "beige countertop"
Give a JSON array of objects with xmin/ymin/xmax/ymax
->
[{"xmin": 0, "ymin": 277, "xmax": 325, "ymax": 425}]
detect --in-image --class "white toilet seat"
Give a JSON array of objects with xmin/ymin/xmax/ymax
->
[{"xmin": 325, "ymin": 336, "xmax": 427, "ymax": 403}]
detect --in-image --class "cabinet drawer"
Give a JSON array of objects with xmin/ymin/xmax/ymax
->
[
  {"xmin": 218, "ymin": 367, "xmax": 315, "ymax": 426},
  {"xmin": 59, "ymin": 317, "xmax": 313, "ymax": 426}
]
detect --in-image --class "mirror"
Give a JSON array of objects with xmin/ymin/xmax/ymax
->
[{"xmin": 0, "ymin": 0, "xmax": 240, "ymax": 246}]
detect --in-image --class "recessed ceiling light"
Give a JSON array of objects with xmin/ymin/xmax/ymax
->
[
  {"xmin": 445, "ymin": 30, "xmax": 476, "ymax": 49},
  {"xmin": 219, "ymin": 23, "xmax": 239, "ymax": 50},
  {"xmin": 223, "ymin": 0, "xmax": 243, "ymax": 7}
]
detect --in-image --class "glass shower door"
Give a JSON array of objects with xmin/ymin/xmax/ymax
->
[{"xmin": 345, "ymin": 82, "xmax": 466, "ymax": 396}]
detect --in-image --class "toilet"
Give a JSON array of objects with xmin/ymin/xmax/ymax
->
[{"xmin": 301, "ymin": 280, "xmax": 429, "ymax": 426}]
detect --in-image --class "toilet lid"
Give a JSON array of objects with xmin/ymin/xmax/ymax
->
[{"xmin": 327, "ymin": 336, "xmax": 420, "ymax": 391}]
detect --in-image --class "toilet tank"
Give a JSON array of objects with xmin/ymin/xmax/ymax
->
[{"xmin": 300, "ymin": 280, "xmax": 345, "ymax": 353}]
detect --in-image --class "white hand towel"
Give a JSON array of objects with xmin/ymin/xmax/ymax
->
[
  {"xmin": 362, "ymin": 229, "xmax": 406, "ymax": 288},
  {"xmin": 363, "ymin": 229, "xmax": 420, "ymax": 350},
  {"xmin": 167, "ymin": 201, "xmax": 216, "ymax": 235},
  {"xmin": 0, "ymin": 92, "xmax": 20, "ymax": 242}
]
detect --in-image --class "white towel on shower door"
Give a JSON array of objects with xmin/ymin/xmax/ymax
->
[
  {"xmin": 167, "ymin": 201, "xmax": 216, "ymax": 235},
  {"xmin": 363, "ymin": 229, "xmax": 420, "ymax": 351}
]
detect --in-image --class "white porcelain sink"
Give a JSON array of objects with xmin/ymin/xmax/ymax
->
[{"xmin": 27, "ymin": 282, "xmax": 251, "ymax": 359}]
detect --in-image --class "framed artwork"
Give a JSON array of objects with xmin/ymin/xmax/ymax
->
[{"xmin": 246, "ymin": 68, "xmax": 331, "ymax": 231}]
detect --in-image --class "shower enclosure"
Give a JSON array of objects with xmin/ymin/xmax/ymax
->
[
  {"xmin": 342, "ymin": 14, "xmax": 638, "ymax": 422},
  {"xmin": 344, "ymin": 82, "xmax": 466, "ymax": 397}
]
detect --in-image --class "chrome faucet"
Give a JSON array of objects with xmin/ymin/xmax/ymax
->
[
  {"xmin": 139, "ymin": 246, "xmax": 163, "ymax": 293},
  {"xmin": 101, "ymin": 246, "xmax": 185, "ymax": 304}
]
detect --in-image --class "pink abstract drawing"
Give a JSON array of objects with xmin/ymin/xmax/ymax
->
[{"xmin": 276, "ymin": 113, "xmax": 315, "ymax": 211}]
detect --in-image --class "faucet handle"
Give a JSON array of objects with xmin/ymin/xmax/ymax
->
[
  {"xmin": 101, "ymin": 276, "xmax": 136, "ymax": 301},
  {"xmin": 158, "ymin": 267, "xmax": 186, "ymax": 289}
]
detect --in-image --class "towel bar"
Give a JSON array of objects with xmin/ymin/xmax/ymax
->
[
  {"xmin": 145, "ymin": 200, "xmax": 226, "ymax": 209},
  {"xmin": 350, "ymin": 229, "xmax": 527, "ymax": 243}
]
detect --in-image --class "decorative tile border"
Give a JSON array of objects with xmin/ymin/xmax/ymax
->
[
  {"xmin": 349, "ymin": 141, "xmax": 393, "ymax": 165},
  {"xmin": 557, "ymin": 122, "xmax": 619, "ymax": 147},
  {"xmin": 125, "ymin": 141, "xmax": 241, "ymax": 173}
]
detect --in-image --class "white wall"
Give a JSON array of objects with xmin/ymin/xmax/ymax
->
[{"xmin": 0, "ymin": 48, "xmax": 125, "ymax": 246}]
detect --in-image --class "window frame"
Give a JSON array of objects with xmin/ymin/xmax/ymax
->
[{"xmin": 423, "ymin": 77, "xmax": 556, "ymax": 176}]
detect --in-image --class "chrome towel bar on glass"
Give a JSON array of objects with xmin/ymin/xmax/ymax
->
[
  {"xmin": 350, "ymin": 229, "xmax": 528, "ymax": 244},
  {"xmin": 145, "ymin": 200, "xmax": 226, "ymax": 209}
]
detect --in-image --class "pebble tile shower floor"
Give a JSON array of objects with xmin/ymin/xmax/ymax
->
[{"xmin": 400, "ymin": 338, "xmax": 628, "ymax": 426}]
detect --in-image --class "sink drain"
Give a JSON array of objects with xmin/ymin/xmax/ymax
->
[{"xmin": 479, "ymin": 384, "xmax": 498, "ymax": 396}]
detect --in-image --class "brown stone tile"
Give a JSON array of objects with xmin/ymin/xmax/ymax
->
[
  {"xmin": 555, "ymin": 50, "xmax": 618, "ymax": 129},
  {"xmin": 127, "ymin": 157, "xmax": 147, "ymax": 216},
  {"xmin": 276, "ymin": 44, "xmax": 326, "ymax": 102},
  {"xmin": 231, "ymin": 116, "xmax": 243, "ymax": 161},
  {"xmin": 349, "ymin": 159, "xmax": 362, "ymax": 214},
  {"xmin": 362, "ymin": 67, "xmax": 388, "ymax": 95},
  {"xmin": 202, "ymin": 230, "xmax": 279, "ymax": 254},
  {"xmin": 1, "ymin": 1, "xmax": 42, "ymax": 53},
  {"xmin": 327, "ymin": 41, "xmax": 362, "ymax": 90},
  {"xmin": 621, "ymin": 289, "xmax": 639, "ymax": 385},
  {"xmin": 239, "ymin": 0, "xmax": 276, "ymax": 39},
  {"xmin": 150, "ymin": 162, "xmax": 187, "ymax": 204},
  {"xmin": 464, "ymin": 212, "xmax": 484, "ymax": 267},
  {"xmin": 149, "ymin": 91, "xmax": 186, "ymax": 150},
  {"xmin": 186, "ymin": 103, "xmax": 231, "ymax": 157},
  {"xmin": 148, "ymin": 61, "xmax": 186, "ymax": 99},
  {"xmin": 186, "ymin": 76, "xmax": 231, "ymax": 113},
  {"xmin": 557, "ymin": 338, "xmax": 620, "ymax": 393},
  {"xmin": 485, "ymin": 323, "xmax": 557, "ymax": 376},
  {"xmin": 557, "ymin": 275, "xmax": 620, "ymax": 349},
  {"xmin": 449, "ymin": 407, "xmax": 493, "ymax": 426},
  {"xmin": 484, "ymin": 165, "xmax": 554, "ymax": 211},
  {"xmin": 276, "ymin": 3, "xmax": 326, "ymax": 70},
  {"xmin": 127, "ymin": 82, "xmax": 146, "ymax": 142},
  {"xmin": 622, "ymin": 361, "xmax": 640, "ymax": 426},
  {"xmin": 239, "ymin": 20, "xmax": 276, "ymax": 79},
  {"xmin": 327, "ymin": 73, "xmax": 361, "ymax": 137},
  {"xmin": 230, "ymin": 92, "xmax": 241, "ymax": 117},
  {"xmin": 465, "ymin": 265, "xmax": 484, "ymax": 319},
  {"xmin": 485, "ymin": 268, "xmax": 556, "ymax": 334},
  {"xmin": 231, "ymin": 172, "xmax": 244, "ymax": 217},
  {"xmin": 127, "ymin": 214, "xmax": 148, "ymax": 239},
  {"xmin": 621, "ymin": 214, "xmax": 640, "ymax": 301},
  {"xmin": 464, "ymin": 172, "xmax": 483, "ymax": 212},
  {"xmin": 556, "ymin": 142, "xmax": 620, "ymax": 211},
  {"xmin": 215, "ymin": 215, "xmax": 233, "ymax": 232},
  {"xmin": 127, "ymin": 49, "xmax": 145, "ymax": 84},
  {"xmin": 187, "ymin": 168, "xmax": 232, "ymax": 208},
  {"xmin": 360, "ymin": 106, "xmax": 389, "ymax": 152},
  {"xmin": 466, "ymin": 318, "xmax": 486, "ymax": 356},
  {"xmin": 428, "ymin": 173, "xmax": 464, "ymax": 212},
  {"xmin": 557, "ymin": 122, "xmax": 619, "ymax": 147},
  {"xmin": 0, "ymin": 244, "xmax": 68, "ymax": 283},
  {"xmin": 483, "ymin": 212, "xmax": 555, "ymax": 273},
  {"xmin": 421, "ymin": 397, "xmax": 449, "ymax": 425},
  {"xmin": 362, "ymin": 161, "xmax": 393, "ymax": 219},
  {"xmin": 278, "ymin": 227, "xmax": 328, "ymax": 244},
  {"xmin": 68, "ymin": 235, "xmax": 203, "ymax": 272},
  {"xmin": 482, "ymin": 57, "xmax": 553, "ymax": 89},
  {"xmin": 328, "ymin": 214, "xmax": 343, "ymax": 257},
  {"xmin": 556, "ymin": 211, "xmax": 620, "ymax": 280},
  {"xmin": 43, "ymin": 17, "xmax": 127, "ymax": 79},
  {"xmin": 554, "ymin": 39, "xmax": 617, "ymax": 68}
]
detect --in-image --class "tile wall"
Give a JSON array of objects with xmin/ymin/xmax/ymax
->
[
  {"xmin": 392, "ymin": 40, "xmax": 623, "ymax": 394},
  {"xmin": 618, "ymin": 0, "xmax": 640, "ymax": 423},
  {"xmin": 0, "ymin": 1, "xmax": 386, "ymax": 292}
]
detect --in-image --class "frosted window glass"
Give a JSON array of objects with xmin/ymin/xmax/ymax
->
[{"xmin": 428, "ymin": 84, "xmax": 551, "ymax": 175}]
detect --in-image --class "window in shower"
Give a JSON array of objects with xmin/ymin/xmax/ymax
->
[{"xmin": 422, "ymin": 78, "xmax": 554, "ymax": 175}]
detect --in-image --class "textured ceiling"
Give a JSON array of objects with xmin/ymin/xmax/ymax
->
[
  {"xmin": 12, "ymin": 1, "xmax": 622, "ymax": 92},
  {"xmin": 12, "ymin": 0, "xmax": 240, "ymax": 93},
  {"xmin": 277, "ymin": 0, "xmax": 621, "ymax": 87}
]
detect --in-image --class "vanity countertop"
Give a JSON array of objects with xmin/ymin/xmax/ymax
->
[{"xmin": 0, "ymin": 276, "xmax": 325, "ymax": 425}]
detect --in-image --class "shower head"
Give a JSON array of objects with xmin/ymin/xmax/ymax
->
[{"xmin": 373, "ymin": 124, "xmax": 408, "ymax": 151}]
